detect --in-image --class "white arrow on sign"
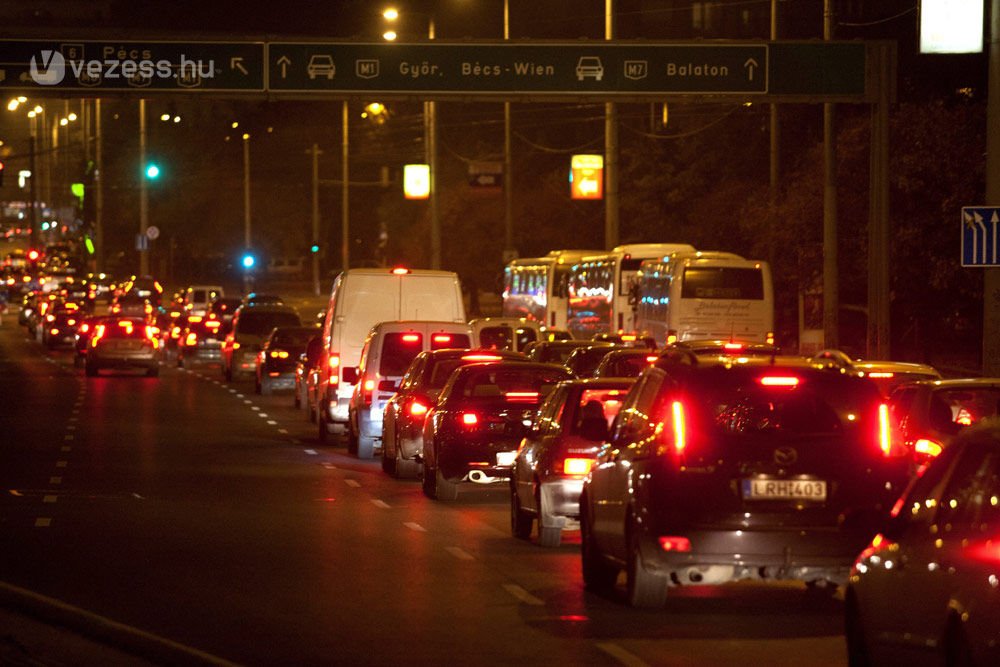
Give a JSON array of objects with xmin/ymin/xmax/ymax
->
[
  {"xmin": 975, "ymin": 212, "xmax": 988, "ymax": 264},
  {"xmin": 993, "ymin": 211, "xmax": 999, "ymax": 263},
  {"xmin": 578, "ymin": 178, "xmax": 599, "ymax": 196},
  {"xmin": 230, "ymin": 57, "xmax": 248, "ymax": 75},
  {"xmin": 744, "ymin": 58, "xmax": 758, "ymax": 82},
  {"xmin": 965, "ymin": 210, "xmax": 977, "ymax": 262},
  {"xmin": 276, "ymin": 55, "xmax": 291, "ymax": 79}
]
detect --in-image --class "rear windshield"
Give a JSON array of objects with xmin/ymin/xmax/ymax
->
[
  {"xmin": 272, "ymin": 330, "xmax": 315, "ymax": 347},
  {"xmin": 459, "ymin": 367, "xmax": 570, "ymax": 403},
  {"xmin": 681, "ymin": 267, "xmax": 764, "ymax": 300},
  {"xmin": 100, "ymin": 320, "xmax": 147, "ymax": 339},
  {"xmin": 572, "ymin": 387, "xmax": 628, "ymax": 435},
  {"xmin": 379, "ymin": 333, "xmax": 426, "ymax": 376},
  {"xmin": 928, "ymin": 388, "xmax": 1000, "ymax": 433},
  {"xmin": 426, "ymin": 356, "xmax": 506, "ymax": 389},
  {"xmin": 601, "ymin": 353, "xmax": 657, "ymax": 377},
  {"xmin": 238, "ymin": 311, "xmax": 301, "ymax": 336},
  {"xmin": 479, "ymin": 326, "xmax": 513, "ymax": 350},
  {"xmin": 430, "ymin": 333, "xmax": 471, "ymax": 350}
]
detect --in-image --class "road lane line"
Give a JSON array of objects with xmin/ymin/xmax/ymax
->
[
  {"xmin": 236, "ymin": 394, "xmax": 245, "ymax": 398},
  {"xmin": 445, "ymin": 547, "xmax": 474, "ymax": 561},
  {"xmin": 34, "ymin": 518, "xmax": 51, "ymax": 528},
  {"xmin": 60, "ymin": 446, "xmax": 71, "ymax": 452},
  {"xmin": 49, "ymin": 477, "xmax": 61, "ymax": 485},
  {"xmin": 43, "ymin": 495, "xmax": 57, "ymax": 504},
  {"xmin": 304, "ymin": 449, "xmax": 318, "ymax": 455},
  {"xmin": 502, "ymin": 584, "xmax": 544, "ymax": 606},
  {"xmin": 64, "ymin": 435, "xmax": 74, "ymax": 441},
  {"xmin": 267, "ymin": 420, "xmax": 277, "ymax": 425},
  {"xmin": 243, "ymin": 400, "xmax": 252, "ymax": 404},
  {"xmin": 595, "ymin": 643, "xmax": 650, "ymax": 667},
  {"xmin": 371, "ymin": 499, "xmax": 390, "ymax": 509},
  {"xmin": 279, "ymin": 429, "xmax": 289, "ymax": 434},
  {"xmin": 132, "ymin": 493, "xmax": 144, "ymax": 500},
  {"xmin": 251, "ymin": 406, "xmax": 260, "ymax": 411},
  {"xmin": 404, "ymin": 522, "xmax": 426, "ymax": 532},
  {"xmin": 345, "ymin": 480, "xmax": 361, "ymax": 488},
  {"xmin": 9, "ymin": 490, "xmax": 22, "ymax": 497},
  {"xmin": 322, "ymin": 463, "xmax": 336, "ymax": 469},
  {"xmin": 55, "ymin": 461, "xmax": 67, "ymax": 468}
]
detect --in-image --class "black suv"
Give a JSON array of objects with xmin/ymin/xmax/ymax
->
[{"xmin": 580, "ymin": 358, "xmax": 911, "ymax": 607}]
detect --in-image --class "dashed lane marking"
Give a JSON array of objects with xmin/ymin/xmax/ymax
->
[
  {"xmin": 404, "ymin": 522, "xmax": 426, "ymax": 532},
  {"xmin": 66, "ymin": 425, "xmax": 76, "ymax": 431},
  {"xmin": 503, "ymin": 584, "xmax": 544, "ymax": 606},
  {"xmin": 445, "ymin": 547, "xmax": 474, "ymax": 561},
  {"xmin": 595, "ymin": 643, "xmax": 650, "ymax": 667},
  {"xmin": 267, "ymin": 420, "xmax": 277, "ymax": 425},
  {"xmin": 304, "ymin": 449, "xmax": 318, "ymax": 456},
  {"xmin": 49, "ymin": 477, "xmax": 61, "ymax": 485},
  {"xmin": 43, "ymin": 495, "xmax": 57, "ymax": 504},
  {"xmin": 236, "ymin": 394, "xmax": 245, "ymax": 399},
  {"xmin": 257, "ymin": 413, "xmax": 268, "ymax": 419},
  {"xmin": 63, "ymin": 435, "xmax": 74, "ymax": 441},
  {"xmin": 371, "ymin": 499, "xmax": 390, "ymax": 509},
  {"xmin": 34, "ymin": 518, "xmax": 51, "ymax": 528},
  {"xmin": 55, "ymin": 461, "xmax": 68, "ymax": 468},
  {"xmin": 60, "ymin": 446, "xmax": 71, "ymax": 452},
  {"xmin": 321, "ymin": 463, "xmax": 336, "ymax": 469},
  {"xmin": 345, "ymin": 480, "xmax": 361, "ymax": 488},
  {"xmin": 278, "ymin": 429, "xmax": 289, "ymax": 434},
  {"xmin": 251, "ymin": 406, "xmax": 260, "ymax": 411}
]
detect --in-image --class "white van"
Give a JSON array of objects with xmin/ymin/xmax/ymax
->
[
  {"xmin": 347, "ymin": 320, "xmax": 473, "ymax": 459},
  {"xmin": 316, "ymin": 268, "xmax": 466, "ymax": 443},
  {"xmin": 184, "ymin": 285, "xmax": 225, "ymax": 317}
]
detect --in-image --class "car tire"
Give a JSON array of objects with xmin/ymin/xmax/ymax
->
[
  {"xmin": 294, "ymin": 386, "xmax": 302, "ymax": 409},
  {"xmin": 347, "ymin": 421, "xmax": 359, "ymax": 455},
  {"xmin": 536, "ymin": 486, "xmax": 563, "ymax": 547},
  {"xmin": 510, "ymin": 484, "xmax": 533, "ymax": 540},
  {"xmin": 177, "ymin": 356, "xmax": 184, "ymax": 368},
  {"xmin": 844, "ymin": 595, "xmax": 872, "ymax": 667},
  {"xmin": 84, "ymin": 362, "xmax": 99, "ymax": 377},
  {"xmin": 626, "ymin": 515, "xmax": 669, "ymax": 609},
  {"xmin": 434, "ymin": 466, "xmax": 459, "ymax": 501},
  {"xmin": 394, "ymin": 447, "xmax": 421, "ymax": 480},
  {"xmin": 225, "ymin": 365, "xmax": 233, "ymax": 382},
  {"xmin": 580, "ymin": 499, "xmax": 618, "ymax": 594},
  {"xmin": 308, "ymin": 401, "xmax": 317, "ymax": 423},
  {"xmin": 318, "ymin": 405, "xmax": 330, "ymax": 444},
  {"xmin": 357, "ymin": 434, "xmax": 375, "ymax": 460},
  {"xmin": 422, "ymin": 461, "xmax": 437, "ymax": 499},
  {"xmin": 381, "ymin": 443, "xmax": 396, "ymax": 474}
]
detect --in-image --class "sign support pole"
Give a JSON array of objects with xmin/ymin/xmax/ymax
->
[
  {"xmin": 139, "ymin": 98, "xmax": 149, "ymax": 276},
  {"xmin": 984, "ymin": 0, "xmax": 1000, "ymax": 374},
  {"xmin": 867, "ymin": 43, "xmax": 891, "ymax": 359},
  {"xmin": 822, "ymin": 0, "xmax": 839, "ymax": 350},
  {"xmin": 604, "ymin": 0, "xmax": 619, "ymax": 251}
]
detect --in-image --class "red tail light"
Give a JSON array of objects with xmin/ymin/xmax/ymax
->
[
  {"xmin": 328, "ymin": 353, "xmax": 340, "ymax": 386},
  {"xmin": 658, "ymin": 536, "xmax": 691, "ymax": 552},
  {"xmin": 723, "ymin": 342, "xmax": 744, "ymax": 352},
  {"xmin": 402, "ymin": 333, "xmax": 420, "ymax": 343},
  {"xmin": 462, "ymin": 354, "xmax": 503, "ymax": 362},
  {"xmin": 759, "ymin": 375, "xmax": 800, "ymax": 388},
  {"xmin": 91, "ymin": 324, "xmax": 106, "ymax": 345},
  {"xmin": 671, "ymin": 400, "xmax": 687, "ymax": 455},
  {"xmin": 460, "ymin": 412, "xmax": 479, "ymax": 428},
  {"xmin": 914, "ymin": 438, "xmax": 943, "ymax": 458},
  {"xmin": 79, "ymin": 323, "xmax": 90, "ymax": 334},
  {"xmin": 391, "ymin": 267, "xmax": 410, "ymax": 275},
  {"xmin": 432, "ymin": 334, "xmax": 451, "ymax": 344},
  {"xmin": 621, "ymin": 334, "xmax": 637, "ymax": 342},
  {"xmin": 505, "ymin": 391, "xmax": 538, "ymax": 402},
  {"xmin": 185, "ymin": 332, "xmax": 198, "ymax": 346},
  {"xmin": 363, "ymin": 379, "xmax": 376, "ymax": 407},
  {"xmin": 408, "ymin": 400, "xmax": 429, "ymax": 418},
  {"xmin": 645, "ymin": 355, "xmax": 658, "ymax": 363},
  {"xmin": 877, "ymin": 403, "xmax": 892, "ymax": 456},
  {"xmin": 867, "ymin": 372, "xmax": 894, "ymax": 379}
]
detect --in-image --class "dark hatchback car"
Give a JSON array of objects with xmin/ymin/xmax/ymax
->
[
  {"xmin": 846, "ymin": 420, "xmax": 1000, "ymax": 666},
  {"xmin": 563, "ymin": 343, "xmax": 622, "ymax": 378},
  {"xmin": 889, "ymin": 379, "xmax": 1000, "ymax": 461},
  {"xmin": 255, "ymin": 326, "xmax": 319, "ymax": 395},
  {"xmin": 580, "ymin": 359, "xmax": 911, "ymax": 608},
  {"xmin": 524, "ymin": 340, "xmax": 594, "ymax": 365},
  {"xmin": 421, "ymin": 361, "xmax": 573, "ymax": 500},
  {"xmin": 382, "ymin": 349, "xmax": 527, "ymax": 479},
  {"xmin": 591, "ymin": 348, "xmax": 661, "ymax": 378},
  {"xmin": 177, "ymin": 315, "xmax": 230, "ymax": 368}
]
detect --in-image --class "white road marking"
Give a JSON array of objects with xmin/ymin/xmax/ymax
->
[
  {"xmin": 267, "ymin": 420, "xmax": 277, "ymax": 425},
  {"xmin": 244, "ymin": 400, "xmax": 252, "ymax": 405},
  {"xmin": 304, "ymin": 449, "xmax": 318, "ymax": 456},
  {"xmin": 251, "ymin": 406, "xmax": 260, "ymax": 411},
  {"xmin": 66, "ymin": 424, "xmax": 76, "ymax": 431},
  {"xmin": 278, "ymin": 429, "xmax": 289, "ymax": 434},
  {"xmin": 236, "ymin": 394, "xmax": 245, "ymax": 399},
  {"xmin": 404, "ymin": 522, "xmax": 426, "ymax": 532},
  {"xmin": 322, "ymin": 463, "xmax": 336, "ymax": 469},
  {"xmin": 595, "ymin": 643, "xmax": 650, "ymax": 667},
  {"xmin": 371, "ymin": 499, "xmax": 390, "ymax": 509},
  {"xmin": 345, "ymin": 480, "xmax": 361, "ymax": 488},
  {"xmin": 60, "ymin": 446, "xmax": 71, "ymax": 452},
  {"xmin": 132, "ymin": 493, "xmax": 144, "ymax": 500},
  {"xmin": 503, "ymin": 584, "xmax": 544, "ymax": 606},
  {"xmin": 34, "ymin": 518, "xmax": 52, "ymax": 528},
  {"xmin": 63, "ymin": 435, "xmax": 73, "ymax": 441},
  {"xmin": 229, "ymin": 388, "xmax": 237, "ymax": 393},
  {"xmin": 55, "ymin": 461, "xmax": 68, "ymax": 468},
  {"xmin": 43, "ymin": 495, "xmax": 57, "ymax": 504},
  {"xmin": 49, "ymin": 477, "xmax": 61, "ymax": 484},
  {"xmin": 445, "ymin": 547, "xmax": 474, "ymax": 561}
]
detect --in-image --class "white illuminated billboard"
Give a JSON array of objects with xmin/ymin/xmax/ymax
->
[{"xmin": 920, "ymin": 0, "xmax": 984, "ymax": 54}]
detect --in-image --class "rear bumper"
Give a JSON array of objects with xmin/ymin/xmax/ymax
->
[
  {"xmin": 438, "ymin": 436, "xmax": 521, "ymax": 481},
  {"xmin": 538, "ymin": 477, "xmax": 586, "ymax": 527}
]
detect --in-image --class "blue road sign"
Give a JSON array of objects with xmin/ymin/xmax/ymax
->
[{"xmin": 962, "ymin": 207, "xmax": 1000, "ymax": 267}]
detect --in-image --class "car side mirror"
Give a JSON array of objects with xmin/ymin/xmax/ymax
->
[
  {"xmin": 341, "ymin": 366, "xmax": 359, "ymax": 385},
  {"xmin": 378, "ymin": 380, "xmax": 397, "ymax": 392}
]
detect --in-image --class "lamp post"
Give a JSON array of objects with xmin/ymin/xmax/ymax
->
[{"xmin": 139, "ymin": 98, "xmax": 149, "ymax": 276}]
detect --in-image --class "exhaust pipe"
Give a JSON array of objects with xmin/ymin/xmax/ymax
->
[{"xmin": 468, "ymin": 470, "xmax": 497, "ymax": 484}]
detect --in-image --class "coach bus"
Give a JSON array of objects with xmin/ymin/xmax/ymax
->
[
  {"xmin": 502, "ymin": 250, "xmax": 599, "ymax": 329},
  {"xmin": 635, "ymin": 251, "xmax": 774, "ymax": 346},
  {"xmin": 565, "ymin": 243, "xmax": 696, "ymax": 338}
]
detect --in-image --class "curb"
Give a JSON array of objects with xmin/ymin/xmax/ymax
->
[{"xmin": 0, "ymin": 581, "xmax": 238, "ymax": 666}]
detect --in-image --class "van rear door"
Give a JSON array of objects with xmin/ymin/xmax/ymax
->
[{"xmin": 399, "ymin": 275, "xmax": 465, "ymax": 322}]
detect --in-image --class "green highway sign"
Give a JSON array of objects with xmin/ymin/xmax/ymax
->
[
  {"xmin": 268, "ymin": 42, "xmax": 770, "ymax": 95},
  {"xmin": 0, "ymin": 40, "xmax": 265, "ymax": 91}
]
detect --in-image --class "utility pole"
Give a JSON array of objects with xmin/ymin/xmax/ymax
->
[
  {"xmin": 95, "ymin": 98, "xmax": 104, "ymax": 271},
  {"xmin": 604, "ymin": 0, "xmax": 619, "ymax": 250},
  {"xmin": 822, "ymin": 0, "xmax": 839, "ymax": 349},
  {"xmin": 503, "ymin": 0, "xmax": 515, "ymax": 263},
  {"xmin": 310, "ymin": 143, "xmax": 322, "ymax": 296},
  {"xmin": 427, "ymin": 17, "xmax": 440, "ymax": 269},
  {"xmin": 139, "ymin": 98, "xmax": 149, "ymax": 276},
  {"xmin": 768, "ymin": 0, "xmax": 779, "ymax": 269},
  {"xmin": 984, "ymin": 0, "xmax": 1000, "ymax": 374},
  {"xmin": 341, "ymin": 101, "xmax": 350, "ymax": 272}
]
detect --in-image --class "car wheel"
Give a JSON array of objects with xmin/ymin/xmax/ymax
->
[
  {"xmin": 308, "ymin": 400, "xmax": 317, "ymax": 423},
  {"xmin": 434, "ymin": 466, "xmax": 459, "ymax": 501},
  {"xmin": 225, "ymin": 365, "xmax": 233, "ymax": 382},
  {"xmin": 510, "ymin": 483, "xmax": 533, "ymax": 540},
  {"xmin": 422, "ymin": 460, "xmax": 437, "ymax": 499},
  {"xmin": 626, "ymin": 514, "xmax": 669, "ymax": 609},
  {"xmin": 347, "ymin": 421, "xmax": 359, "ymax": 455},
  {"xmin": 536, "ymin": 489, "xmax": 562, "ymax": 548},
  {"xmin": 84, "ymin": 362, "xmax": 99, "ymax": 377},
  {"xmin": 394, "ymin": 445, "xmax": 421, "ymax": 480},
  {"xmin": 381, "ymin": 443, "xmax": 396, "ymax": 474},
  {"xmin": 318, "ymin": 405, "xmax": 330, "ymax": 444},
  {"xmin": 294, "ymin": 386, "xmax": 302, "ymax": 409},
  {"xmin": 580, "ymin": 497, "xmax": 618, "ymax": 593},
  {"xmin": 844, "ymin": 595, "xmax": 872, "ymax": 667},
  {"xmin": 944, "ymin": 615, "xmax": 973, "ymax": 667}
]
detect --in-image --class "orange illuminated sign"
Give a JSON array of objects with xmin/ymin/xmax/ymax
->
[{"xmin": 570, "ymin": 154, "xmax": 603, "ymax": 200}]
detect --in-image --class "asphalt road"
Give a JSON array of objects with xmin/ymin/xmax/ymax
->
[{"xmin": 0, "ymin": 314, "xmax": 848, "ymax": 666}]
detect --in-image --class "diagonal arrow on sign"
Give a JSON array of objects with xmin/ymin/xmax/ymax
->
[
  {"xmin": 993, "ymin": 211, "xmax": 999, "ymax": 263},
  {"xmin": 975, "ymin": 212, "xmax": 988, "ymax": 264}
]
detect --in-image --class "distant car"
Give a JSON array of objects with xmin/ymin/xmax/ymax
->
[
  {"xmin": 469, "ymin": 317, "xmax": 542, "ymax": 352},
  {"xmin": 421, "ymin": 361, "xmax": 573, "ymax": 500},
  {"xmin": 664, "ymin": 338, "xmax": 779, "ymax": 358},
  {"xmin": 563, "ymin": 343, "xmax": 622, "ymax": 378},
  {"xmin": 511, "ymin": 378, "xmax": 634, "ymax": 547},
  {"xmin": 111, "ymin": 293, "xmax": 152, "ymax": 319},
  {"xmin": 41, "ymin": 304, "xmax": 84, "ymax": 348},
  {"xmin": 182, "ymin": 285, "xmax": 224, "ymax": 317},
  {"xmin": 295, "ymin": 334, "xmax": 326, "ymax": 413},
  {"xmin": 85, "ymin": 317, "xmax": 161, "ymax": 377},
  {"xmin": 889, "ymin": 378, "xmax": 1000, "ymax": 461},
  {"xmin": 382, "ymin": 349, "xmax": 527, "ymax": 479},
  {"xmin": 177, "ymin": 315, "xmax": 229, "ymax": 368},
  {"xmin": 242, "ymin": 293, "xmax": 285, "ymax": 308},
  {"xmin": 524, "ymin": 339, "xmax": 594, "ymax": 365},
  {"xmin": 845, "ymin": 420, "xmax": 1000, "ymax": 666},
  {"xmin": 255, "ymin": 326, "xmax": 318, "ymax": 395},
  {"xmin": 591, "ymin": 348, "xmax": 661, "ymax": 378},
  {"xmin": 208, "ymin": 297, "xmax": 243, "ymax": 324},
  {"xmin": 811, "ymin": 349, "xmax": 942, "ymax": 398},
  {"xmin": 580, "ymin": 357, "xmax": 911, "ymax": 608},
  {"xmin": 222, "ymin": 305, "xmax": 302, "ymax": 381},
  {"xmin": 591, "ymin": 332, "xmax": 656, "ymax": 349}
]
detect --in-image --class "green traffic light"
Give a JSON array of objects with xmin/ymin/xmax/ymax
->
[
  {"xmin": 145, "ymin": 164, "xmax": 161, "ymax": 179},
  {"xmin": 310, "ymin": 244, "xmax": 320, "ymax": 253}
]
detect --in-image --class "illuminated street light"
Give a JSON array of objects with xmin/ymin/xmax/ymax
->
[
  {"xmin": 382, "ymin": 30, "xmax": 397, "ymax": 41},
  {"xmin": 59, "ymin": 118, "xmax": 68, "ymax": 126},
  {"xmin": 67, "ymin": 112, "xmax": 77, "ymax": 122},
  {"xmin": 160, "ymin": 113, "xmax": 171, "ymax": 121},
  {"xmin": 231, "ymin": 121, "xmax": 239, "ymax": 129},
  {"xmin": 383, "ymin": 7, "xmax": 399, "ymax": 20},
  {"xmin": 173, "ymin": 115, "xmax": 181, "ymax": 123}
]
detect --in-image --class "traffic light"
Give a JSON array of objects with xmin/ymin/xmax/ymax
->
[
  {"xmin": 0, "ymin": 160, "xmax": 5, "ymax": 187},
  {"xmin": 145, "ymin": 163, "xmax": 161, "ymax": 179},
  {"xmin": 310, "ymin": 244, "xmax": 320, "ymax": 254},
  {"xmin": 27, "ymin": 249, "xmax": 40, "ymax": 263},
  {"xmin": 241, "ymin": 253, "xmax": 256, "ymax": 269}
]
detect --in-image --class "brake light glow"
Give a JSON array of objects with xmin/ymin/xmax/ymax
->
[
  {"xmin": 409, "ymin": 400, "xmax": 429, "ymax": 417},
  {"xmin": 505, "ymin": 391, "xmax": 538, "ymax": 402},
  {"xmin": 562, "ymin": 458, "xmax": 594, "ymax": 476},
  {"xmin": 189, "ymin": 316, "xmax": 203, "ymax": 323},
  {"xmin": 363, "ymin": 379, "xmax": 376, "ymax": 407},
  {"xmin": 206, "ymin": 320, "xmax": 221, "ymax": 329},
  {"xmin": 402, "ymin": 334, "xmax": 420, "ymax": 342},
  {"xmin": 462, "ymin": 354, "xmax": 503, "ymax": 362},
  {"xmin": 232, "ymin": 342, "xmax": 241, "ymax": 350},
  {"xmin": 621, "ymin": 334, "xmax": 637, "ymax": 342},
  {"xmin": 867, "ymin": 372, "xmax": 894, "ymax": 379},
  {"xmin": 391, "ymin": 267, "xmax": 410, "ymax": 275},
  {"xmin": 185, "ymin": 332, "xmax": 197, "ymax": 346},
  {"xmin": 328, "ymin": 353, "xmax": 340, "ymax": 386},
  {"xmin": 766, "ymin": 332, "xmax": 775, "ymax": 345},
  {"xmin": 759, "ymin": 376, "xmax": 800, "ymax": 388},
  {"xmin": 723, "ymin": 342, "xmax": 744, "ymax": 351},
  {"xmin": 80, "ymin": 323, "xmax": 90, "ymax": 334},
  {"xmin": 364, "ymin": 379, "xmax": 376, "ymax": 391},
  {"xmin": 658, "ymin": 536, "xmax": 691, "ymax": 552},
  {"xmin": 956, "ymin": 408, "xmax": 974, "ymax": 426},
  {"xmin": 118, "ymin": 320, "xmax": 134, "ymax": 334},
  {"xmin": 461, "ymin": 412, "xmax": 479, "ymax": 426},
  {"xmin": 50, "ymin": 328, "xmax": 59, "ymax": 336},
  {"xmin": 671, "ymin": 401, "xmax": 687, "ymax": 454},
  {"xmin": 171, "ymin": 326, "xmax": 181, "ymax": 339},
  {"xmin": 67, "ymin": 319, "xmax": 76, "ymax": 326},
  {"xmin": 270, "ymin": 350, "xmax": 290, "ymax": 359},
  {"xmin": 914, "ymin": 438, "xmax": 943, "ymax": 458},
  {"xmin": 92, "ymin": 324, "xmax": 106, "ymax": 345},
  {"xmin": 645, "ymin": 355, "xmax": 658, "ymax": 363},
  {"xmin": 432, "ymin": 335, "xmax": 451, "ymax": 343},
  {"xmin": 45, "ymin": 314, "xmax": 55, "ymax": 322},
  {"xmin": 878, "ymin": 403, "xmax": 892, "ymax": 456}
]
